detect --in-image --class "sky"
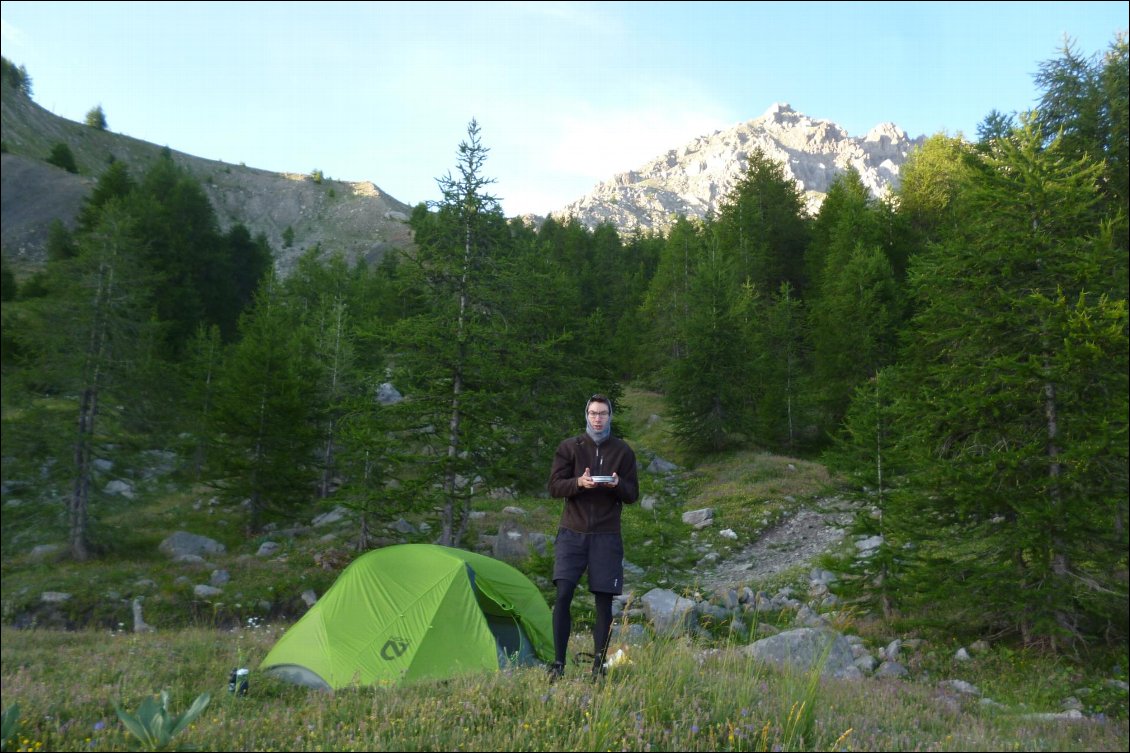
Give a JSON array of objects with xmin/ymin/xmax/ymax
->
[{"xmin": 1, "ymin": 1, "xmax": 1126, "ymax": 217}]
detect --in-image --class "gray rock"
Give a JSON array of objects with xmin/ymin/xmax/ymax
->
[
  {"xmin": 939, "ymin": 679, "xmax": 981, "ymax": 696},
  {"xmin": 742, "ymin": 627, "xmax": 862, "ymax": 681},
  {"xmin": 556, "ymin": 103, "xmax": 924, "ymax": 233},
  {"xmin": 376, "ymin": 382, "xmax": 403, "ymax": 405},
  {"xmin": 312, "ymin": 506, "xmax": 349, "ymax": 527},
  {"xmin": 874, "ymin": 660, "xmax": 909, "ymax": 678},
  {"xmin": 160, "ymin": 531, "xmax": 226, "ymax": 559},
  {"xmin": 640, "ymin": 588, "xmax": 696, "ymax": 635},
  {"xmin": 682, "ymin": 508, "xmax": 714, "ymax": 528},
  {"xmin": 29, "ymin": 543, "xmax": 62, "ymax": 562},
  {"xmin": 104, "ymin": 479, "xmax": 135, "ymax": 498}
]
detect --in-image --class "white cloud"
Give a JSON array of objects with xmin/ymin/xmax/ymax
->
[
  {"xmin": 547, "ymin": 104, "xmax": 731, "ymax": 181},
  {"xmin": 0, "ymin": 18, "xmax": 28, "ymax": 49}
]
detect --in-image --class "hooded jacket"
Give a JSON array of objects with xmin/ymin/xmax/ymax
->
[{"xmin": 548, "ymin": 433, "xmax": 639, "ymax": 534}]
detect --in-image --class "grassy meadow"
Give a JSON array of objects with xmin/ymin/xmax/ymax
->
[
  {"xmin": 2, "ymin": 623, "xmax": 1127, "ymax": 752},
  {"xmin": 1, "ymin": 387, "xmax": 1127, "ymax": 750}
]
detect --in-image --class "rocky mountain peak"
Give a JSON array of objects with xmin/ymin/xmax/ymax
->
[{"xmin": 548, "ymin": 103, "xmax": 926, "ymax": 233}]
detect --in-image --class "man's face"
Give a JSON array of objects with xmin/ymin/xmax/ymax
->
[{"xmin": 587, "ymin": 402, "xmax": 610, "ymax": 430}]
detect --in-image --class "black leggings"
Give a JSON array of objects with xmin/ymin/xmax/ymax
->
[{"xmin": 553, "ymin": 580, "xmax": 614, "ymax": 666}]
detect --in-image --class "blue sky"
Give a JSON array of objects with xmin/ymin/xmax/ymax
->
[{"xmin": 2, "ymin": 1, "xmax": 1126, "ymax": 217}]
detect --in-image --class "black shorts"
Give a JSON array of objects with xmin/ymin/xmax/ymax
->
[{"xmin": 553, "ymin": 528, "xmax": 625, "ymax": 594}]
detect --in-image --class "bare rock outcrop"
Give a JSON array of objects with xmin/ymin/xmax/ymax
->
[{"xmin": 552, "ymin": 102, "xmax": 926, "ymax": 232}]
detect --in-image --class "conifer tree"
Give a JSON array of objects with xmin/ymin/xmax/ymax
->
[
  {"xmin": 637, "ymin": 216, "xmax": 707, "ymax": 388},
  {"xmin": 46, "ymin": 142, "xmax": 78, "ymax": 173},
  {"xmin": 806, "ymin": 169, "xmax": 905, "ymax": 433},
  {"xmin": 208, "ymin": 271, "xmax": 322, "ymax": 531},
  {"xmin": 283, "ymin": 249, "xmax": 364, "ymax": 501},
  {"xmin": 750, "ymin": 282, "xmax": 812, "ymax": 452},
  {"xmin": 77, "ymin": 161, "xmax": 136, "ymax": 233},
  {"xmin": 32, "ymin": 205, "xmax": 156, "ymax": 559},
  {"xmin": 84, "ymin": 104, "xmax": 107, "ymax": 130},
  {"xmin": 809, "ymin": 243, "xmax": 902, "ymax": 429},
  {"xmin": 1034, "ymin": 33, "xmax": 1129, "ymax": 219},
  {"xmin": 389, "ymin": 120, "xmax": 588, "ymax": 545},
  {"xmin": 713, "ymin": 148, "xmax": 810, "ymax": 295},
  {"xmin": 886, "ymin": 119, "xmax": 1128, "ymax": 647},
  {"xmin": 666, "ymin": 242, "xmax": 754, "ymax": 454},
  {"xmin": 182, "ymin": 324, "xmax": 223, "ymax": 478}
]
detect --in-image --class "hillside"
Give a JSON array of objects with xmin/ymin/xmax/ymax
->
[
  {"xmin": 4, "ymin": 78, "xmax": 927, "ymax": 273},
  {"xmin": 1, "ymin": 81, "xmax": 414, "ymax": 275}
]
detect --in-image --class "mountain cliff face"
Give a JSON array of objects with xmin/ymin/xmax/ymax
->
[{"xmin": 549, "ymin": 103, "xmax": 926, "ymax": 232}]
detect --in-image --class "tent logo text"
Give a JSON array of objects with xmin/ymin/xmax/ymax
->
[{"xmin": 380, "ymin": 637, "xmax": 410, "ymax": 661}]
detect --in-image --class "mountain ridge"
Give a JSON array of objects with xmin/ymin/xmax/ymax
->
[
  {"xmin": 1, "ymin": 82, "xmax": 413, "ymax": 275},
  {"xmin": 3, "ymin": 81, "xmax": 923, "ymax": 273},
  {"xmin": 546, "ymin": 102, "xmax": 926, "ymax": 233}
]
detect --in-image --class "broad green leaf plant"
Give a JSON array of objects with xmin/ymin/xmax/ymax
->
[
  {"xmin": 114, "ymin": 691, "xmax": 210, "ymax": 750},
  {"xmin": 1, "ymin": 703, "xmax": 20, "ymax": 752}
]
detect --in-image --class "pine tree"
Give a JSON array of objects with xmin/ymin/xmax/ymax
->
[
  {"xmin": 46, "ymin": 142, "xmax": 78, "ymax": 173},
  {"xmin": 182, "ymin": 324, "xmax": 224, "ymax": 477},
  {"xmin": 283, "ymin": 249, "xmax": 363, "ymax": 501},
  {"xmin": 1034, "ymin": 33, "xmax": 1129, "ymax": 218},
  {"xmin": 637, "ymin": 216, "xmax": 707, "ymax": 388}
]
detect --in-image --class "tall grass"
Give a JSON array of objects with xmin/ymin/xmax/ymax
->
[{"xmin": 2, "ymin": 624, "xmax": 1125, "ymax": 752}]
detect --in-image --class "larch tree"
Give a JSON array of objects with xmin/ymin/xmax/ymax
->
[{"xmin": 886, "ymin": 118, "xmax": 1128, "ymax": 647}]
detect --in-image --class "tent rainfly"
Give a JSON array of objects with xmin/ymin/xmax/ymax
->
[{"xmin": 259, "ymin": 543, "xmax": 553, "ymax": 689}]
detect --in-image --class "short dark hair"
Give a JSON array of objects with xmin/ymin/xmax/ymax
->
[{"xmin": 586, "ymin": 393, "xmax": 612, "ymax": 414}]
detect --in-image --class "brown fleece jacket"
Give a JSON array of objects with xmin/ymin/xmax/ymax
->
[{"xmin": 547, "ymin": 433, "xmax": 639, "ymax": 534}]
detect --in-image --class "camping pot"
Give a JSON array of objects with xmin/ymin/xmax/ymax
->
[{"xmin": 229, "ymin": 667, "xmax": 249, "ymax": 695}]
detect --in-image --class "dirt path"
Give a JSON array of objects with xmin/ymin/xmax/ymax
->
[{"xmin": 696, "ymin": 500, "xmax": 858, "ymax": 592}]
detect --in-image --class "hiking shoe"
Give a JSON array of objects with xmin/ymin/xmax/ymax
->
[
  {"xmin": 590, "ymin": 658, "xmax": 606, "ymax": 682},
  {"xmin": 547, "ymin": 662, "xmax": 565, "ymax": 683}
]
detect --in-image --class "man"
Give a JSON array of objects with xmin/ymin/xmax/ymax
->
[{"xmin": 546, "ymin": 393, "xmax": 638, "ymax": 681}]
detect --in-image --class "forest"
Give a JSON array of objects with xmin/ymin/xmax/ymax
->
[{"xmin": 0, "ymin": 35, "xmax": 1126, "ymax": 653}]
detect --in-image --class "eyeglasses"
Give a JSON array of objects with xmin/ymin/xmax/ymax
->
[{"xmin": 587, "ymin": 411, "xmax": 609, "ymax": 418}]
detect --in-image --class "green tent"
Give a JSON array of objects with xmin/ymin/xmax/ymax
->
[{"xmin": 259, "ymin": 544, "xmax": 553, "ymax": 689}]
